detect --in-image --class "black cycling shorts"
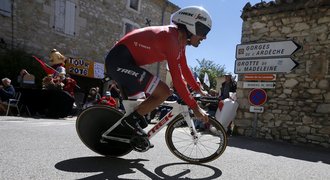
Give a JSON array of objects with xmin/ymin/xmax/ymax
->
[{"xmin": 105, "ymin": 45, "xmax": 160, "ymax": 99}]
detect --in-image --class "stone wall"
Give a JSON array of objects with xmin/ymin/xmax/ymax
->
[
  {"xmin": 0, "ymin": 0, "xmax": 179, "ymax": 81},
  {"xmin": 237, "ymin": 0, "xmax": 330, "ymax": 148}
]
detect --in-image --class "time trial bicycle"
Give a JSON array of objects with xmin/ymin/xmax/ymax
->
[{"xmin": 76, "ymin": 97, "xmax": 227, "ymax": 164}]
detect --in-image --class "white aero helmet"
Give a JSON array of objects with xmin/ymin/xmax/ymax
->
[{"xmin": 171, "ymin": 6, "xmax": 212, "ymax": 37}]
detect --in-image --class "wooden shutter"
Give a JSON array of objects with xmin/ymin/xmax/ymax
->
[
  {"xmin": 55, "ymin": 0, "xmax": 65, "ymax": 33},
  {"xmin": 64, "ymin": 1, "xmax": 75, "ymax": 35}
]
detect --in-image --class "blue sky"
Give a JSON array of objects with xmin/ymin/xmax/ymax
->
[{"xmin": 168, "ymin": 0, "xmax": 272, "ymax": 74}]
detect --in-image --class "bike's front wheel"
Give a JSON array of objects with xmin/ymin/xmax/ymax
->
[{"xmin": 165, "ymin": 115, "xmax": 227, "ymax": 163}]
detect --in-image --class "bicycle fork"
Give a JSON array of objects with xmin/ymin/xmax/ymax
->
[{"xmin": 181, "ymin": 106, "xmax": 199, "ymax": 145}]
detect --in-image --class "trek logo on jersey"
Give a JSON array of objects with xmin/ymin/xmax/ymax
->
[
  {"xmin": 195, "ymin": 14, "xmax": 207, "ymax": 21},
  {"xmin": 116, "ymin": 67, "xmax": 139, "ymax": 77},
  {"xmin": 133, "ymin": 41, "xmax": 151, "ymax": 50}
]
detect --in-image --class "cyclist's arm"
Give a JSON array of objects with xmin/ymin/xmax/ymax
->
[
  {"xmin": 167, "ymin": 58, "xmax": 198, "ymax": 109},
  {"xmin": 159, "ymin": 29, "xmax": 198, "ymax": 109},
  {"xmin": 179, "ymin": 53, "xmax": 203, "ymax": 93}
]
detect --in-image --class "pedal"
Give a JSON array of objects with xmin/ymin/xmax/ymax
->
[
  {"xmin": 130, "ymin": 136, "xmax": 153, "ymax": 152},
  {"xmin": 100, "ymin": 138, "xmax": 108, "ymax": 144}
]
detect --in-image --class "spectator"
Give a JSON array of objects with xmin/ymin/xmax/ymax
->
[
  {"xmin": 61, "ymin": 74, "xmax": 77, "ymax": 97},
  {"xmin": 219, "ymin": 74, "xmax": 237, "ymax": 135},
  {"xmin": 17, "ymin": 69, "xmax": 35, "ymax": 88},
  {"xmin": 95, "ymin": 86, "xmax": 102, "ymax": 102},
  {"xmin": 83, "ymin": 87, "xmax": 99, "ymax": 109},
  {"xmin": 108, "ymin": 80, "xmax": 122, "ymax": 109},
  {"xmin": 220, "ymin": 74, "xmax": 237, "ymax": 100},
  {"xmin": 17, "ymin": 69, "xmax": 28, "ymax": 85},
  {"xmin": 42, "ymin": 74, "xmax": 61, "ymax": 90},
  {"xmin": 98, "ymin": 91, "xmax": 116, "ymax": 107},
  {"xmin": 209, "ymin": 89, "xmax": 218, "ymax": 97},
  {"xmin": 0, "ymin": 78, "xmax": 15, "ymax": 102},
  {"xmin": 49, "ymin": 49, "xmax": 66, "ymax": 77},
  {"xmin": 0, "ymin": 77, "xmax": 15, "ymax": 114}
]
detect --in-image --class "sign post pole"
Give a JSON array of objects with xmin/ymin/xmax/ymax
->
[
  {"xmin": 248, "ymin": 88, "xmax": 267, "ymax": 137},
  {"xmin": 252, "ymin": 112, "xmax": 258, "ymax": 137}
]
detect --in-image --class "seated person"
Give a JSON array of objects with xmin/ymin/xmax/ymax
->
[
  {"xmin": 0, "ymin": 77, "xmax": 15, "ymax": 102},
  {"xmin": 0, "ymin": 78, "xmax": 15, "ymax": 114}
]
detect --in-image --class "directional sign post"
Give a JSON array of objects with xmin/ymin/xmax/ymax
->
[
  {"xmin": 248, "ymin": 88, "xmax": 268, "ymax": 137},
  {"xmin": 243, "ymin": 82, "xmax": 276, "ymax": 89},
  {"xmin": 248, "ymin": 88, "xmax": 267, "ymax": 106},
  {"xmin": 236, "ymin": 40, "xmax": 301, "ymax": 59},
  {"xmin": 243, "ymin": 74, "xmax": 276, "ymax": 81},
  {"xmin": 234, "ymin": 58, "xmax": 299, "ymax": 74},
  {"xmin": 236, "ymin": 40, "xmax": 301, "ymax": 137},
  {"xmin": 250, "ymin": 106, "xmax": 264, "ymax": 113}
]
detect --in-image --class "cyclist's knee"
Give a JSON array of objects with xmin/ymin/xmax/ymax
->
[
  {"xmin": 151, "ymin": 81, "xmax": 171, "ymax": 100},
  {"xmin": 158, "ymin": 82, "xmax": 172, "ymax": 98}
]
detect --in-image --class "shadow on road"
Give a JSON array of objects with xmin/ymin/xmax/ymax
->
[
  {"xmin": 228, "ymin": 135, "xmax": 330, "ymax": 164},
  {"xmin": 55, "ymin": 156, "xmax": 222, "ymax": 180}
]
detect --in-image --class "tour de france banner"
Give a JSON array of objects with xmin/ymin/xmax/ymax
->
[{"xmin": 65, "ymin": 58, "xmax": 105, "ymax": 79}]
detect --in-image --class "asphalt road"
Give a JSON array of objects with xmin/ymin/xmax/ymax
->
[{"xmin": 0, "ymin": 116, "xmax": 329, "ymax": 180}]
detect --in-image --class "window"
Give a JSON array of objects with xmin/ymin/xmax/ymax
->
[
  {"xmin": 128, "ymin": 0, "xmax": 140, "ymax": 12},
  {"xmin": 123, "ymin": 19, "xmax": 140, "ymax": 35},
  {"xmin": 0, "ymin": 0, "xmax": 11, "ymax": 17},
  {"xmin": 54, "ymin": 0, "xmax": 75, "ymax": 36},
  {"xmin": 125, "ymin": 23, "xmax": 135, "ymax": 34}
]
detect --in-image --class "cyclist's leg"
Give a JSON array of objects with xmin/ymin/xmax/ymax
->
[
  {"xmin": 105, "ymin": 45, "xmax": 170, "ymax": 136},
  {"xmin": 135, "ymin": 80, "xmax": 171, "ymax": 116}
]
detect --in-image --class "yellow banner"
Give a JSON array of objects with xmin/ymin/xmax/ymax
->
[{"xmin": 65, "ymin": 58, "xmax": 104, "ymax": 79}]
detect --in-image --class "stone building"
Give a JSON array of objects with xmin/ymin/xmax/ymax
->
[
  {"xmin": 236, "ymin": 0, "xmax": 330, "ymax": 148},
  {"xmin": 0, "ymin": 0, "xmax": 179, "ymax": 85}
]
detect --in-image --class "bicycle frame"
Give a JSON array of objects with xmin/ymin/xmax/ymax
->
[{"xmin": 100, "ymin": 99, "xmax": 197, "ymax": 143}]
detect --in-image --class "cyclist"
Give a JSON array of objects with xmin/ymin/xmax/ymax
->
[{"xmin": 105, "ymin": 6, "xmax": 212, "ymax": 139}]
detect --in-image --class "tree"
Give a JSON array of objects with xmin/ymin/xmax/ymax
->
[{"xmin": 191, "ymin": 58, "xmax": 227, "ymax": 90}]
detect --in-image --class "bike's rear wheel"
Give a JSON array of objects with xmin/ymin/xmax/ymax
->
[
  {"xmin": 165, "ymin": 115, "xmax": 227, "ymax": 163},
  {"xmin": 76, "ymin": 106, "xmax": 133, "ymax": 156}
]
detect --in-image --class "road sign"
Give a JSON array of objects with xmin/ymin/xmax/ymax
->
[
  {"xmin": 248, "ymin": 88, "xmax": 267, "ymax": 106},
  {"xmin": 234, "ymin": 58, "xmax": 299, "ymax": 74},
  {"xmin": 236, "ymin": 40, "xmax": 300, "ymax": 59},
  {"xmin": 243, "ymin": 82, "xmax": 276, "ymax": 89},
  {"xmin": 243, "ymin": 74, "xmax": 276, "ymax": 81},
  {"xmin": 249, "ymin": 106, "xmax": 264, "ymax": 113}
]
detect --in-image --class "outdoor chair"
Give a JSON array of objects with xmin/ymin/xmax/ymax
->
[{"xmin": 4, "ymin": 92, "xmax": 22, "ymax": 116}]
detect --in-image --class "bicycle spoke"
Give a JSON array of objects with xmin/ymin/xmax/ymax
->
[
  {"xmin": 196, "ymin": 144, "xmax": 206, "ymax": 158},
  {"xmin": 174, "ymin": 140, "xmax": 195, "ymax": 151}
]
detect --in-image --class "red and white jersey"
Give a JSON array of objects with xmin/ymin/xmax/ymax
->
[{"xmin": 116, "ymin": 25, "xmax": 200, "ymax": 108}]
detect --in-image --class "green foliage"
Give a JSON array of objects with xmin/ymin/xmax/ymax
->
[
  {"xmin": 191, "ymin": 58, "xmax": 227, "ymax": 90},
  {"xmin": 0, "ymin": 48, "xmax": 46, "ymax": 88}
]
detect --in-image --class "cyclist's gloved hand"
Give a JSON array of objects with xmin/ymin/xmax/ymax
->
[
  {"xmin": 197, "ymin": 89, "xmax": 208, "ymax": 97},
  {"xmin": 192, "ymin": 105, "xmax": 209, "ymax": 123}
]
